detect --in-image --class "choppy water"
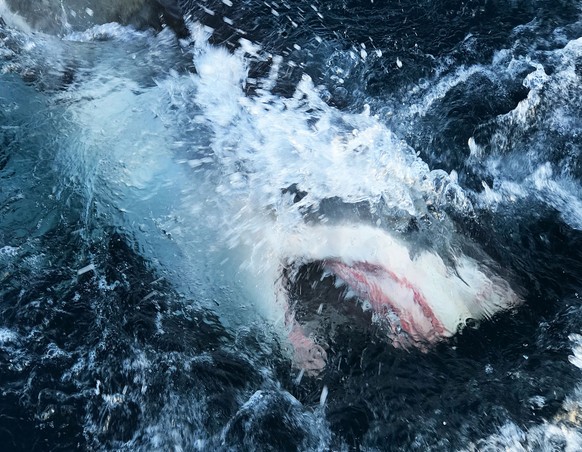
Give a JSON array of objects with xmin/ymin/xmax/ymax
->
[{"xmin": 1, "ymin": 0, "xmax": 582, "ymax": 450}]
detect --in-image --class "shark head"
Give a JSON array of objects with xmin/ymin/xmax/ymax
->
[{"xmin": 264, "ymin": 223, "xmax": 521, "ymax": 373}]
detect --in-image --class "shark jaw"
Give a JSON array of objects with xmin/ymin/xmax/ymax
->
[
  {"xmin": 324, "ymin": 259, "xmax": 447, "ymax": 347},
  {"xmin": 271, "ymin": 223, "xmax": 522, "ymax": 374}
]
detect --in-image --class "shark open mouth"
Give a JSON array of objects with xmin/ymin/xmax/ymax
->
[
  {"xmin": 324, "ymin": 259, "xmax": 448, "ymax": 346},
  {"xmin": 286, "ymin": 259, "xmax": 448, "ymax": 358}
]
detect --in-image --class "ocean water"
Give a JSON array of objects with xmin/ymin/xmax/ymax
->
[{"xmin": 1, "ymin": 0, "xmax": 582, "ymax": 450}]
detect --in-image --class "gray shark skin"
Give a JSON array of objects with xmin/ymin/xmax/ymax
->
[{"xmin": 1, "ymin": 0, "xmax": 185, "ymax": 35}]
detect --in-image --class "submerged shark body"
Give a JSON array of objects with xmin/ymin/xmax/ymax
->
[{"xmin": 0, "ymin": 5, "xmax": 522, "ymax": 376}]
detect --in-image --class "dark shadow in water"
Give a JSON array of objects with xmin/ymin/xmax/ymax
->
[{"xmin": 0, "ymin": 225, "xmax": 289, "ymax": 450}]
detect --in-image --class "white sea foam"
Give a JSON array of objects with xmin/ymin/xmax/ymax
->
[
  {"xmin": 64, "ymin": 22, "xmax": 152, "ymax": 42},
  {"xmin": 0, "ymin": 0, "xmax": 32, "ymax": 33},
  {"xmin": 464, "ymin": 38, "xmax": 582, "ymax": 230},
  {"xmin": 0, "ymin": 245, "xmax": 19, "ymax": 257},
  {"xmin": 181, "ymin": 22, "xmax": 465, "ymax": 243},
  {"xmin": 0, "ymin": 327, "xmax": 18, "ymax": 344}
]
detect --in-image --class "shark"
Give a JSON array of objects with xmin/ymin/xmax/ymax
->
[{"xmin": 0, "ymin": 3, "xmax": 522, "ymax": 377}]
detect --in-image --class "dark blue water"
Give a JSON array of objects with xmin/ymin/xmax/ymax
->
[{"xmin": 1, "ymin": 0, "xmax": 582, "ymax": 450}]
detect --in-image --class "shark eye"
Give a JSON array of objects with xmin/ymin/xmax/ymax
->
[{"xmin": 465, "ymin": 318, "xmax": 480, "ymax": 329}]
